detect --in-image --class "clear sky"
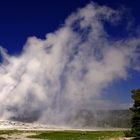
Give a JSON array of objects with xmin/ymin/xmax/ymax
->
[
  {"xmin": 0, "ymin": 0, "xmax": 140, "ymax": 53},
  {"xmin": 0, "ymin": 0, "xmax": 140, "ymax": 111}
]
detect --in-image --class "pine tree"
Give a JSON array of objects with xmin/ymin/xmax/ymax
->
[{"xmin": 130, "ymin": 89, "xmax": 140, "ymax": 139}]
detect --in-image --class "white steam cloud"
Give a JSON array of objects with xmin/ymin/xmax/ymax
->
[{"xmin": 0, "ymin": 2, "xmax": 140, "ymax": 126}]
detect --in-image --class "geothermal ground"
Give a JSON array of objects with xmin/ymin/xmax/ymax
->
[
  {"xmin": 0, "ymin": 120, "xmax": 129, "ymax": 131},
  {"xmin": 0, "ymin": 120, "xmax": 132, "ymax": 140},
  {"xmin": 0, "ymin": 120, "xmax": 52, "ymax": 130}
]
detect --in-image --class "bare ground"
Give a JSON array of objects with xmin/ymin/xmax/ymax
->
[{"xmin": 0, "ymin": 132, "xmax": 42, "ymax": 140}]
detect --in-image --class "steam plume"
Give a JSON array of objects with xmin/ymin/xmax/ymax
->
[{"xmin": 0, "ymin": 2, "xmax": 140, "ymax": 127}]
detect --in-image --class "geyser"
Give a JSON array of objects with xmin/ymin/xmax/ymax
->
[{"xmin": 0, "ymin": 2, "xmax": 140, "ymax": 127}]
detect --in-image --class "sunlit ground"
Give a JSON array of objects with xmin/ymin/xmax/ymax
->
[{"xmin": 0, "ymin": 130, "xmax": 129, "ymax": 140}]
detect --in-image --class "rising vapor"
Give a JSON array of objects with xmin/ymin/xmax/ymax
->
[{"xmin": 0, "ymin": 2, "xmax": 140, "ymax": 127}]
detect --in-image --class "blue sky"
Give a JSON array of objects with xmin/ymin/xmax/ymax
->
[
  {"xmin": 0, "ymin": 0, "xmax": 140, "ymax": 54},
  {"xmin": 0, "ymin": 0, "xmax": 140, "ymax": 111}
]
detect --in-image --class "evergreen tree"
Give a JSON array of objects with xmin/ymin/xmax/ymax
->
[{"xmin": 130, "ymin": 89, "xmax": 140, "ymax": 139}]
